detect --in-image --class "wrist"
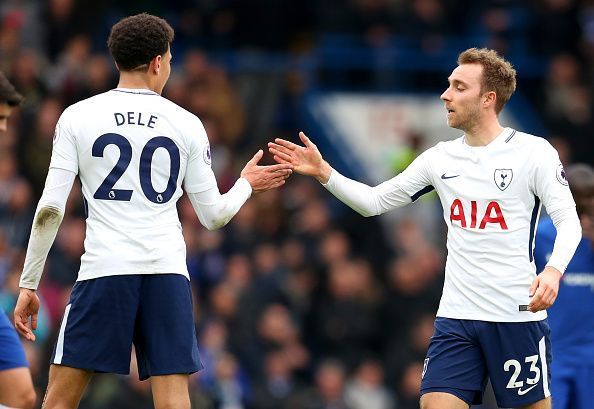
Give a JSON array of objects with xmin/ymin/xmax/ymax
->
[
  {"xmin": 315, "ymin": 161, "xmax": 333, "ymax": 184},
  {"xmin": 543, "ymin": 265, "xmax": 563, "ymax": 278}
]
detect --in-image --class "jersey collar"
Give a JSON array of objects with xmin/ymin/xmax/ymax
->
[
  {"xmin": 462, "ymin": 127, "xmax": 515, "ymax": 149},
  {"xmin": 112, "ymin": 88, "xmax": 159, "ymax": 96}
]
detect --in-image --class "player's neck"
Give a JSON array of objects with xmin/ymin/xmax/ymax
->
[
  {"xmin": 463, "ymin": 118, "xmax": 504, "ymax": 147},
  {"xmin": 117, "ymin": 72, "xmax": 159, "ymax": 94}
]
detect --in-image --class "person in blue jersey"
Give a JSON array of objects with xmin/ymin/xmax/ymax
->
[
  {"xmin": 534, "ymin": 163, "xmax": 594, "ymax": 409},
  {"xmin": 13, "ymin": 13, "xmax": 292, "ymax": 409},
  {"xmin": 0, "ymin": 71, "xmax": 37, "ymax": 409}
]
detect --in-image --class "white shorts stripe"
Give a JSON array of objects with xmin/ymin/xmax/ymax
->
[
  {"xmin": 538, "ymin": 335, "xmax": 550, "ymax": 397},
  {"xmin": 53, "ymin": 304, "xmax": 72, "ymax": 364}
]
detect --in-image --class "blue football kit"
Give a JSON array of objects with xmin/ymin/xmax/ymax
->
[
  {"xmin": 0, "ymin": 311, "xmax": 28, "ymax": 370},
  {"xmin": 535, "ymin": 217, "xmax": 594, "ymax": 409}
]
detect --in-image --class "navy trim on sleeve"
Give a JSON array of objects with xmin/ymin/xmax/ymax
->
[
  {"xmin": 411, "ymin": 185, "xmax": 435, "ymax": 202},
  {"xmin": 528, "ymin": 196, "xmax": 541, "ymax": 262}
]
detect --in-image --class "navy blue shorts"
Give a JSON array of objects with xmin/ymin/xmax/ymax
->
[
  {"xmin": 420, "ymin": 317, "xmax": 551, "ymax": 408},
  {"xmin": 0, "ymin": 311, "xmax": 28, "ymax": 370},
  {"xmin": 51, "ymin": 274, "xmax": 202, "ymax": 380}
]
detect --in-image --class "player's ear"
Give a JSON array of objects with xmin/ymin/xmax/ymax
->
[
  {"xmin": 150, "ymin": 55, "xmax": 162, "ymax": 74},
  {"xmin": 483, "ymin": 91, "xmax": 496, "ymax": 109}
]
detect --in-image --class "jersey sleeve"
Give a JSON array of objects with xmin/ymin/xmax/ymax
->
[
  {"xmin": 322, "ymin": 147, "xmax": 434, "ymax": 217},
  {"xmin": 531, "ymin": 140, "xmax": 575, "ymax": 213},
  {"xmin": 376, "ymin": 147, "xmax": 435, "ymax": 205},
  {"xmin": 183, "ymin": 118, "xmax": 218, "ymax": 193},
  {"xmin": 49, "ymin": 108, "xmax": 79, "ymax": 174}
]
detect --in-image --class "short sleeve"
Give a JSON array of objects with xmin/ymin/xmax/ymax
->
[
  {"xmin": 532, "ymin": 141, "xmax": 575, "ymax": 214},
  {"xmin": 49, "ymin": 109, "xmax": 79, "ymax": 174}
]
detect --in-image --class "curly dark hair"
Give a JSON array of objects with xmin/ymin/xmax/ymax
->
[
  {"xmin": 0, "ymin": 71, "xmax": 23, "ymax": 106},
  {"xmin": 107, "ymin": 13, "xmax": 174, "ymax": 71}
]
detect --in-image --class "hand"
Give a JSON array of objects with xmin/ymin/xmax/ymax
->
[
  {"xmin": 240, "ymin": 149, "xmax": 293, "ymax": 194},
  {"xmin": 528, "ymin": 266, "xmax": 562, "ymax": 312},
  {"xmin": 14, "ymin": 288, "xmax": 40, "ymax": 341},
  {"xmin": 268, "ymin": 132, "xmax": 332, "ymax": 183}
]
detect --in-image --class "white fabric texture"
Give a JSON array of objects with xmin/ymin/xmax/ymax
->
[
  {"xmin": 19, "ymin": 168, "xmax": 75, "ymax": 289},
  {"xmin": 322, "ymin": 128, "xmax": 581, "ymax": 322}
]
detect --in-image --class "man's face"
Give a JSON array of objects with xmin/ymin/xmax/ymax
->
[
  {"xmin": 0, "ymin": 103, "xmax": 12, "ymax": 133},
  {"xmin": 440, "ymin": 63, "xmax": 484, "ymax": 131}
]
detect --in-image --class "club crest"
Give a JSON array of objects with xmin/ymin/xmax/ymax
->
[{"xmin": 494, "ymin": 169, "xmax": 513, "ymax": 191}]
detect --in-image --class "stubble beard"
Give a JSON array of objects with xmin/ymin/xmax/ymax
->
[{"xmin": 448, "ymin": 108, "xmax": 480, "ymax": 133}]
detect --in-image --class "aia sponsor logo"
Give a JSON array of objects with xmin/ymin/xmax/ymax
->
[{"xmin": 450, "ymin": 199, "xmax": 508, "ymax": 230}]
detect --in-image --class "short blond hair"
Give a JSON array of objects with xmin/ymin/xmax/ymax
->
[{"xmin": 458, "ymin": 48, "xmax": 516, "ymax": 113}]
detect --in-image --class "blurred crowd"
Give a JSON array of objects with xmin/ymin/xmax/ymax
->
[{"xmin": 0, "ymin": 0, "xmax": 592, "ymax": 408}]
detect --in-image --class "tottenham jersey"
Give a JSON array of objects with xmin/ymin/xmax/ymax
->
[
  {"xmin": 50, "ymin": 88, "xmax": 215, "ymax": 281},
  {"xmin": 384, "ymin": 128, "xmax": 575, "ymax": 322}
]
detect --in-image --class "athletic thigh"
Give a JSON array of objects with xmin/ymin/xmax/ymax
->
[
  {"xmin": 42, "ymin": 364, "xmax": 92, "ymax": 409},
  {"xmin": 151, "ymin": 374, "xmax": 190, "ymax": 409}
]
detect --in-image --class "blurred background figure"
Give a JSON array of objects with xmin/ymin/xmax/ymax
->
[{"xmin": 534, "ymin": 163, "xmax": 594, "ymax": 409}]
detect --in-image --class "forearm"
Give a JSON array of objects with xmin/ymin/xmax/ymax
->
[
  {"xmin": 20, "ymin": 206, "xmax": 64, "ymax": 289},
  {"xmin": 322, "ymin": 168, "xmax": 412, "ymax": 217},
  {"xmin": 20, "ymin": 168, "xmax": 74, "ymax": 289},
  {"xmin": 188, "ymin": 178, "xmax": 252, "ymax": 230},
  {"xmin": 546, "ymin": 206, "xmax": 582, "ymax": 273}
]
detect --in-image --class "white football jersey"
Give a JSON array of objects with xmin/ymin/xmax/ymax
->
[
  {"xmin": 384, "ymin": 127, "xmax": 575, "ymax": 322},
  {"xmin": 50, "ymin": 88, "xmax": 215, "ymax": 281}
]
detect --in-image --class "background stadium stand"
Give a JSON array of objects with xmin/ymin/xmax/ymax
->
[{"xmin": 1, "ymin": 1, "xmax": 592, "ymax": 408}]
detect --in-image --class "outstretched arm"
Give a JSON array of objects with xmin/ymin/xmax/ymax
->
[
  {"xmin": 268, "ymin": 132, "xmax": 332, "ymax": 183},
  {"xmin": 269, "ymin": 132, "xmax": 421, "ymax": 217},
  {"xmin": 187, "ymin": 149, "xmax": 292, "ymax": 230},
  {"xmin": 15, "ymin": 168, "xmax": 75, "ymax": 341}
]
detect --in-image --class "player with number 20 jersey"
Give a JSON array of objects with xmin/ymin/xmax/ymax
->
[
  {"xmin": 50, "ymin": 89, "xmax": 216, "ymax": 282},
  {"xmin": 14, "ymin": 13, "xmax": 292, "ymax": 409}
]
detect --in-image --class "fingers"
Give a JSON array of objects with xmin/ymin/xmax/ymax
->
[
  {"xmin": 14, "ymin": 314, "xmax": 35, "ymax": 341},
  {"xmin": 272, "ymin": 155, "xmax": 291, "ymax": 165},
  {"xmin": 268, "ymin": 146, "xmax": 294, "ymax": 164},
  {"xmin": 266, "ymin": 163, "xmax": 293, "ymax": 173},
  {"xmin": 299, "ymin": 131, "xmax": 314, "ymax": 147},
  {"xmin": 31, "ymin": 312, "xmax": 38, "ymax": 331},
  {"xmin": 528, "ymin": 284, "xmax": 556, "ymax": 312},
  {"xmin": 528, "ymin": 287, "xmax": 544, "ymax": 312},
  {"xmin": 273, "ymin": 138, "xmax": 300, "ymax": 150},
  {"xmin": 528, "ymin": 277, "xmax": 539, "ymax": 297},
  {"xmin": 247, "ymin": 149, "xmax": 264, "ymax": 166}
]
